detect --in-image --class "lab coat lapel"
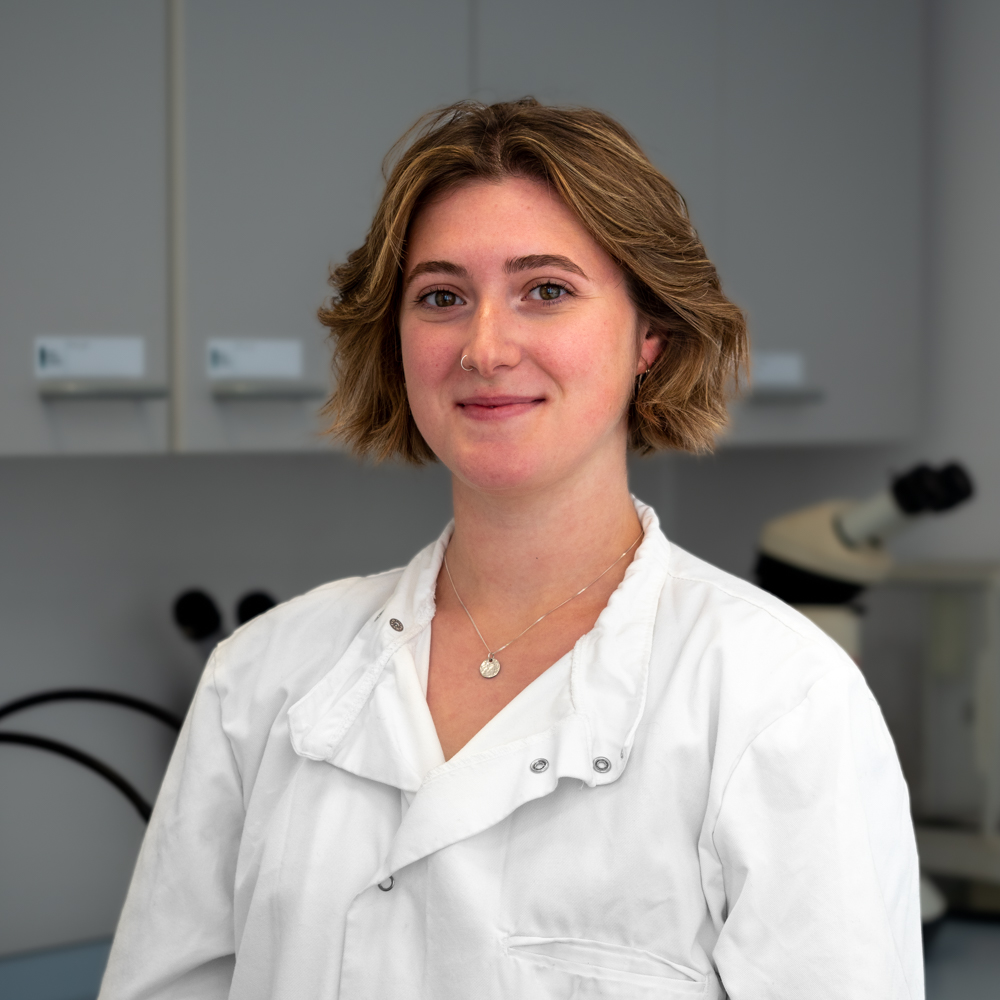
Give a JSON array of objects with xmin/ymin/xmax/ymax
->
[
  {"xmin": 379, "ymin": 711, "xmax": 593, "ymax": 879},
  {"xmin": 288, "ymin": 501, "xmax": 672, "ymax": 881},
  {"xmin": 369, "ymin": 502, "xmax": 671, "ymax": 883},
  {"xmin": 287, "ymin": 533, "xmax": 446, "ymax": 791},
  {"xmin": 571, "ymin": 503, "xmax": 669, "ymax": 765}
]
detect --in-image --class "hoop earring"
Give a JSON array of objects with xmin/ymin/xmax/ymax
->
[
  {"xmin": 461, "ymin": 355, "xmax": 475, "ymax": 372},
  {"xmin": 634, "ymin": 358, "xmax": 650, "ymax": 397}
]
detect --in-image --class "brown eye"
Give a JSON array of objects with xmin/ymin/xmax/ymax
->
[
  {"xmin": 432, "ymin": 290, "xmax": 458, "ymax": 307},
  {"xmin": 537, "ymin": 284, "xmax": 564, "ymax": 301}
]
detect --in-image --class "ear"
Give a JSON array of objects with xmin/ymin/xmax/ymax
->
[{"xmin": 636, "ymin": 321, "xmax": 666, "ymax": 375}]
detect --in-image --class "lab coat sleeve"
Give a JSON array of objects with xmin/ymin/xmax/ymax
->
[
  {"xmin": 99, "ymin": 654, "xmax": 244, "ymax": 1000},
  {"xmin": 710, "ymin": 667, "xmax": 923, "ymax": 1000}
]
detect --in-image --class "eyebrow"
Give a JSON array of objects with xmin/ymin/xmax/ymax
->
[
  {"xmin": 405, "ymin": 260, "xmax": 469, "ymax": 287},
  {"xmin": 504, "ymin": 254, "xmax": 587, "ymax": 278},
  {"xmin": 404, "ymin": 253, "xmax": 588, "ymax": 289}
]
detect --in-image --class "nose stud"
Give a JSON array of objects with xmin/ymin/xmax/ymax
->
[{"xmin": 461, "ymin": 355, "xmax": 475, "ymax": 372}]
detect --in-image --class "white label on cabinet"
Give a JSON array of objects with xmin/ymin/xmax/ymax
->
[
  {"xmin": 34, "ymin": 336, "xmax": 146, "ymax": 378},
  {"xmin": 206, "ymin": 339, "xmax": 303, "ymax": 380},
  {"xmin": 751, "ymin": 349, "xmax": 806, "ymax": 389}
]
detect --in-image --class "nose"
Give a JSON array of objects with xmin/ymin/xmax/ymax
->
[{"xmin": 460, "ymin": 297, "xmax": 520, "ymax": 377}]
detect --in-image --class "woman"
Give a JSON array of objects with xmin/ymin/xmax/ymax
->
[{"xmin": 101, "ymin": 100, "xmax": 921, "ymax": 999}]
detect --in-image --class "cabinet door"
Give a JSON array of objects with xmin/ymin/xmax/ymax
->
[
  {"xmin": 477, "ymin": 0, "xmax": 922, "ymax": 445},
  {"xmin": 179, "ymin": 0, "xmax": 470, "ymax": 451},
  {"xmin": 476, "ymin": 0, "xmax": 722, "ymax": 252},
  {"xmin": 719, "ymin": 0, "xmax": 922, "ymax": 444},
  {"xmin": 0, "ymin": 1, "xmax": 169, "ymax": 455}
]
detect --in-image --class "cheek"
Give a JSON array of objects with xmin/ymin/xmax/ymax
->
[
  {"xmin": 544, "ymin": 314, "xmax": 634, "ymax": 415},
  {"xmin": 399, "ymin": 323, "xmax": 453, "ymax": 423}
]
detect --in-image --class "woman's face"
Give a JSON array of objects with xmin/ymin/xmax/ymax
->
[{"xmin": 400, "ymin": 175, "xmax": 659, "ymax": 496}]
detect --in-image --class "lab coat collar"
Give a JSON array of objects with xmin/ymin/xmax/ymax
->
[
  {"xmin": 287, "ymin": 521, "xmax": 452, "ymax": 789},
  {"xmin": 288, "ymin": 499, "xmax": 670, "ymax": 867}
]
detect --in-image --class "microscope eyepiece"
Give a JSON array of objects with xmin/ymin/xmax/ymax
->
[
  {"xmin": 934, "ymin": 463, "xmax": 974, "ymax": 510},
  {"xmin": 891, "ymin": 461, "xmax": 973, "ymax": 514}
]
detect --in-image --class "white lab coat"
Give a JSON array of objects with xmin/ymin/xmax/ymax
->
[{"xmin": 100, "ymin": 501, "xmax": 923, "ymax": 1000}]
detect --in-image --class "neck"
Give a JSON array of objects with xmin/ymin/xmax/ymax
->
[{"xmin": 445, "ymin": 446, "xmax": 642, "ymax": 613}]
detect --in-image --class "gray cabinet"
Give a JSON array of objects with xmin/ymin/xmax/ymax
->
[
  {"xmin": 176, "ymin": 0, "xmax": 470, "ymax": 451},
  {"xmin": 0, "ymin": 1, "xmax": 169, "ymax": 454},
  {"xmin": 477, "ymin": 0, "xmax": 923, "ymax": 445},
  {"xmin": 718, "ymin": 0, "xmax": 922, "ymax": 444},
  {"xmin": 0, "ymin": 0, "xmax": 923, "ymax": 454},
  {"xmin": 476, "ymin": 0, "xmax": 722, "ymax": 257}
]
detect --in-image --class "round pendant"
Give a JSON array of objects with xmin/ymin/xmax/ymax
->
[{"xmin": 479, "ymin": 655, "xmax": 501, "ymax": 679}]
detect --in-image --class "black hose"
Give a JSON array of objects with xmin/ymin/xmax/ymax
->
[
  {"xmin": 0, "ymin": 731, "xmax": 152, "ymax": 821},
  {"xmin": 0, "ymin": 689, "xmax": 182, "ymax": 730}
]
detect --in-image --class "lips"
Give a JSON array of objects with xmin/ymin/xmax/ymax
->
[
  {"xmin": 457, "ymin": 395, "xmax": 542, "ymax": 408},
  {"xmin": 455, "ymin": 394, "xmax": 545, "ymax": 420}
]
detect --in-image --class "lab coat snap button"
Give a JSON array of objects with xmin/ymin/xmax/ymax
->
[
  {"xmin": 530, "ymin": 758, "xmax": 549, "ymax": 773},
  {"xmin": 378, "ymin": 876, "xmax": 394, "ymax": 891},
  {"xmin": 593, "ymin": 756, "xmax": 612, "ymax": 773},
  {"xmin": 389, "ymin": 619, "xmax": 404, "ymax": 632}
]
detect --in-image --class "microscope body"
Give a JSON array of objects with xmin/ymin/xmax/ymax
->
[{"xmin": 756, "ymin": 463, "xmax": 973, "ymax": 659}]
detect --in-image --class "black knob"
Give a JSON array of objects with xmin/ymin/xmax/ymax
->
[
  {"xmin": 173, "ymin": 590, "xmax": 222, "ymax": 641},
  {"xmin": 236, "ymin": 591, "xmax": 277, "ymax": 626}
]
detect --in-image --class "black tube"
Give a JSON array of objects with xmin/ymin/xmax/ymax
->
[
  {"xmin": 0, "ymin": 731, "xmax": 152, "ymax": 822},
  {"xmin": 0, "ymin": 689, "xmax": 182, "ymax": 730}
]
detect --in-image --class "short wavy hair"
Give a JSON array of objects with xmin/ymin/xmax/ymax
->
[{"xmin": 318, "ymin": 98, "xmax": 747, "ymax": 463}]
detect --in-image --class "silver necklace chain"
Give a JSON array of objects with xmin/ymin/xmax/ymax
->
[{"xmin": 443, "ymin": 529, "xmax": 643, "ymax": 679}]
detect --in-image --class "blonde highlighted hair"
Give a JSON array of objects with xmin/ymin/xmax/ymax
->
[{"xmin": 319, "ymin": 98, "xmax": 747, "ymax": 462}]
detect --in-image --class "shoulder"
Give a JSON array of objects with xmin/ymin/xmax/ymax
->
[
  {"xmin": 663, "ymin": 540, "xmax": 834, "ymax": 650},
  {"xmin": 650, "ymin": 539, "xmax": 869, "ymax": 758},
  {"xmin": 209, "ymin": 566, "xmax": 404, "ymax": 720}
]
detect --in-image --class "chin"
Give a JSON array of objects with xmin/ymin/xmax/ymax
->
[{"xmin": 445, "ymin": 442, "xmax": 559, "ymax": 495}]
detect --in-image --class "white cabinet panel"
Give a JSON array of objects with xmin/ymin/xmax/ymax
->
[
  {"xmin": 179, "ymin": 0, "xmax": 470, "ymax": 451},
  {"xmin": 720, "ymin": 0, "xmax": 922, "ymax": 444},
  {"xmin": 0, "ymin": 1, "xmax": 169, "ymax": 455}
]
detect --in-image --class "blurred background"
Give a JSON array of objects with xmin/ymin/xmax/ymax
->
[{"xmin": 1, "ymin": 0, "xmax": 998, "ymax": 996}]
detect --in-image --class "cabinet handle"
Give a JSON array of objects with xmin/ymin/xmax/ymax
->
[
  {"xmin": 747, "ymin": 386, "xmax": 824, "ymax": 403},
  {"xmin": 209, "ymin": 379, "xmax": 328, "ymax": 400},
  {"xmin": 37, "ymin": 380, "xmax": 168, "ymax": 399}
]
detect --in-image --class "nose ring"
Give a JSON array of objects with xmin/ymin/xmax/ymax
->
[{"xmin": 461, "ymin": 355, "xmax": 475, "ymax": 372}]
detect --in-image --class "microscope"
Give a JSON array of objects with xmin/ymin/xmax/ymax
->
[{"xmin": 755, "ymin": 462, "xmax": 974, "ymax": 659}]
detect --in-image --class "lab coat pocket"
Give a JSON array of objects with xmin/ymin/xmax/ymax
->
[{"xmin": 505, "ymin": 936, "xmax": 708, "ymax": 998}]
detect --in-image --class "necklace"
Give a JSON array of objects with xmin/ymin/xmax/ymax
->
[{"xmin": 443, "ymin": 529, "xmax": 644, "ymax": 679}]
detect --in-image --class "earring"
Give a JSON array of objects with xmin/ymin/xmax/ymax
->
[{"xmin": 461, "ymin": 355, "xmax": 475, "ymax": 372}]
